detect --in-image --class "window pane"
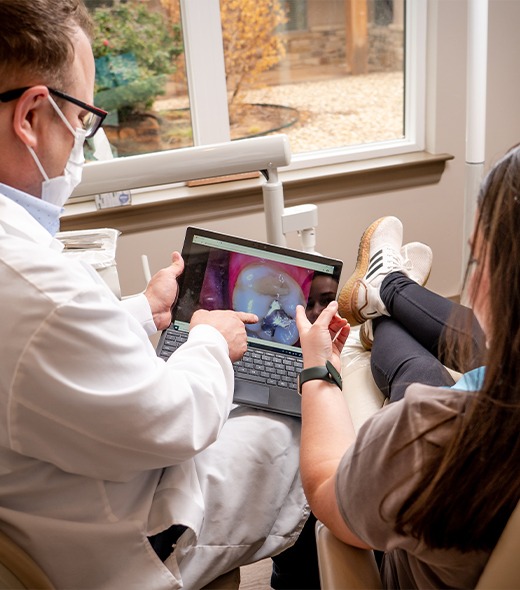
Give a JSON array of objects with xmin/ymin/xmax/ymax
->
[
  {"xmin": 85, "ymin": 0, "xmax": 193, "ymax": 157},
  {"xmin": 222, "ymin": 0, "xmax": 405, "ymax": 156},
  {"xmin": 85, "ymin": 0, "xmax": 406, "ymax": 160}
]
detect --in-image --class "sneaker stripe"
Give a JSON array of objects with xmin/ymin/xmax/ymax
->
[
  {"xmin": 366, "ymin": 249, "xmax": 383, "ymax": 280},
  {"xmin": 368, "ymin": 249, "xmax": 383, "ymax": 265},
  {"xmin": 366, "ymin": 261, "xmax": 383, "ymax": 280},
  {"xmin": 337, "ymin": 217, "xmax": 404, "ymax": 325}
]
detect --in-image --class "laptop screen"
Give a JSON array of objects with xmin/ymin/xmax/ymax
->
[{"xmin": 171, "ymin": 227, "xmax": 343, "ymax": 355}]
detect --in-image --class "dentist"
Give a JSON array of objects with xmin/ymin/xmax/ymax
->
[{"xmin": 0, "ymin": 1, "xmax": 309, "ymax": 588}]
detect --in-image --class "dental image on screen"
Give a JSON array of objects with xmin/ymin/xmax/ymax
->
[
  {"xmin": 177, "ymin": 248, "xmax": 314, "ymax": 346},
  {"xmin": 228, "ymin": 253, "xmax": 312, "ymax": 345}
]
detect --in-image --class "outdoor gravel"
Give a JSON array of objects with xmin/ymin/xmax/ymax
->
[
  {"xmin": 157, "ymin": 70, "xmax": 404, "ymax": 155},
  {"xmin": 241, "ymin": 71, "xmax": 404, "ymax": 153}
]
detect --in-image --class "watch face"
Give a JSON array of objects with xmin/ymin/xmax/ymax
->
[{"xmin": 326, "ymin": 360, "xmax": 342, "ymax": 388}]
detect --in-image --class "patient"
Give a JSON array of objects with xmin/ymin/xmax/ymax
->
[{"xmin": 296, "ymin": 144, "xmax": 520, "ymax": 588}]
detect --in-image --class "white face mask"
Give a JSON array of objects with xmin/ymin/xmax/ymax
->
[
  {"xmin": 90, "ymin": 128, "xmax": 113, "ymax": 161},
  {"xmin": 27, "ymin": 94, "xmax": 87, "ymax": 208}
]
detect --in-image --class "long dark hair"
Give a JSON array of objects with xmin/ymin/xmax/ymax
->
[{"xmin": 394, "ymin": 145, "xmax": 520, "ymax": 552}]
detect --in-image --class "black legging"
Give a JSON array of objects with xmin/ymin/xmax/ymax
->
[{"xmin": 371, "ymin": 272, "xmax": 486, "ymax": 403}]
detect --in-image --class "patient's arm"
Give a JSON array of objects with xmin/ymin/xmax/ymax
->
[
  {"xmin": 297, "ymin": 302, "xmax": 372, "ymax": 549},
  {"xmin": 300, "ymin": 379, "xmax": 372, "ymax": 549}
]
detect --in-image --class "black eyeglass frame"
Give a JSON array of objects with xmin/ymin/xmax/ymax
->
[{"xmin": 0, "ymin": 86, "xmax": 107, "ymax": 139}]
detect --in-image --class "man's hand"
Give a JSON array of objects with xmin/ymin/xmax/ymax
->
[
  {"xmin": 190, "ymin": 309, "xmax": 258, "ymax": 362},
  {"xmin": 144, "ymin": 252, "xmax": 184, "ymax": 330}
]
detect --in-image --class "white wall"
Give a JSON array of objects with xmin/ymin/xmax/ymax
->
[{"xmin": 114, "ymin": 0, "xmax": 520, "ymax": 301}]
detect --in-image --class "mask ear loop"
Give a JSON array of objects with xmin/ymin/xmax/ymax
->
[
  {"xmin": 47, "ymin": 94, "xmax": 77, "ymax": 136},
  {"xmin": 26, "ymin": 145, "xmax": 50, "ymax": 181},
  {"xmin": 26, "ymin": 93, "xmax": 83, "ymax": 184}
]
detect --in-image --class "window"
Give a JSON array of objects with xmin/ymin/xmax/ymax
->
[
  {"xmin": 80, "ymin": 0, "xmax": 426, "ymax": 197},
  {"xmin": 280, "ymin": 0, "xmax": 308, "ymax": 31}
]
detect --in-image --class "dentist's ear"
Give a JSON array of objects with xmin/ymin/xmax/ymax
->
[{"xmin": 12, "ymin": 86, "xmax": 50, "ymax": 148}]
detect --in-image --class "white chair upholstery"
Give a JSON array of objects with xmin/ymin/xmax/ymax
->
[
  {"xmin": 315, "ymin": 521, "xmax": 382, "ymax": 590},
  {"xmin": 340, "ymin": 326, "xmax": 387, "ymax": 433}
]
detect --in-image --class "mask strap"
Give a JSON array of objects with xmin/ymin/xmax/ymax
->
[
  {"xmin": 47, "ymin": 94, "xmax": 77, "ymax": 136},
  {"xmin": 26, "ymin": 145, "xmax": 50, "ymax": 182}
]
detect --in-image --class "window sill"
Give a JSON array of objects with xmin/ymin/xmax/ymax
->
[{"xmin": 60, "ymin": 150, "xmax": 453, "ymax": 234}]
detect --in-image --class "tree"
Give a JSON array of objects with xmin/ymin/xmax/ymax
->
[
  {"xmin": 160, "ymin": 0, "xmax": 288, "ymax": 104},
  {"xmin": 221, "ymin": 0, "xmax": 288, "ymax": 104}
]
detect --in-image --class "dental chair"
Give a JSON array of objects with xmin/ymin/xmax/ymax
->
[
  {"xmin": 315, "ymin": 327, "xmax": 520, "ymax": 590},
  {"xmin": 0, "ymin": 529, "xmax": 53, "ymax": 589},
  {"xmin": 0, "ymin": 526, "xmax": 240, "ymax": 589},
  {"xmin": 316, "ymin": 502, "xmax": 520, "ymax": 590},
  {"xmin": 0, "ymin": 538, "xmax": 240, "ymax": 590}
]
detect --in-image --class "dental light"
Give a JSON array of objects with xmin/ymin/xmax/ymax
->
[{"xmin": 72, "ymin": 134, "xmax": 318, "ymax": 251}]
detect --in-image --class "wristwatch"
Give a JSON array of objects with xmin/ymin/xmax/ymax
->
[{"xmin": 298, "ymin": 360, "xmax": 343, "ymax": 395}]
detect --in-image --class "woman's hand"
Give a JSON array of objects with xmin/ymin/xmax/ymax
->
[{"xmin": 295, "ymin": 300, "xmax": 350, "ymax": 370}]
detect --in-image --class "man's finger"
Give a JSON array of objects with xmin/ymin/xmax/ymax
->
[
  {"xmin": 235, "ymin": 311, "xmax": 259, "ymax": 324},
  {"xmin": 170, "ymin": 251, "xmax": 185, "ymax": 276}
]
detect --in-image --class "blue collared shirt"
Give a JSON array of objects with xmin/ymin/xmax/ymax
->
[
  {"xmin": 0, "ymin": 183, "xmax": 62, "ymax": 236},
  {"xmin": 451, "ymin": 366, "xmax": 485, "ymax": 391}
]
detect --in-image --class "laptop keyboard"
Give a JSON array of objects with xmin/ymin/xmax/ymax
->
[
  {"xmin": 159, "ymin": 328, "xmax": 302, "ymax": 390},
  {"xmin": 235, "ymin": 348, "xmax": 302, "ymax": 390},
  {"xmin": 158, "ymin": 328, "xmax": 188, "ymax": 360}
]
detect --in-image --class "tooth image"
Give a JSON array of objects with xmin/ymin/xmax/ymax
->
[{"xmin": 232, "ymin": 263, "xmax": 305, "ymax": 345}]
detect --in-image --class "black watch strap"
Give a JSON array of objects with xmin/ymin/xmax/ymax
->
[{"xmin": 298, "ymin": 360, "xmax": 342, "ymax": 395}]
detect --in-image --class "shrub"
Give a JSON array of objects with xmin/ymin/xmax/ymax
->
[{"xmin": 91, "ymin": 1, "xmax": 182, "ymax": 120}]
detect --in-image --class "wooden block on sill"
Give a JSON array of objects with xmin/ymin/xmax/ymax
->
[{"xmin": 187, "ymin": 171, "xmax": 260, "ymax": 187}]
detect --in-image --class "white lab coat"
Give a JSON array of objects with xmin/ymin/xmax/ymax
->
[{"xmin": 0, "ymin": 194, "xmax": 308, "ymax": 589}]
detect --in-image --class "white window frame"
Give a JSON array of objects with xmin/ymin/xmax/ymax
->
[
  {"xmin": 72, "ymin": 0, "xmax": 427, "ymax": 200},
  {"xmin": 183, "ymin": 0, "xmax": 426, "ymax": 165},
  {"xmin": 287, "ymin": 0, "xmax": 427, "ymax": 171}
]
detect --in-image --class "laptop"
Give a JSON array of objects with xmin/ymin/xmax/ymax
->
[{"xmin": 156, "ymin": 226, "xmax": 343, "ymax": 417}]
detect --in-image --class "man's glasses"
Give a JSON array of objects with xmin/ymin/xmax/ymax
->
[{"xmin": 0, "ymin": 86, "xmax": 107, "ymax": 139}]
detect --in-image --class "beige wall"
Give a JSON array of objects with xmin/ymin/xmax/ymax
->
[{"xmin": 113, "ymin": 0, "xmax": 520, "ymax": 303}]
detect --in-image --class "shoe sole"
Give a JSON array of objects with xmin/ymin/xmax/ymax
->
[
  {"xmin": 359, "ymin": 323, "xmax": 373, "ymax": 351},
  {"xmin": 337, "ymin": 217, "xmax": 386, "ymax": 325}
]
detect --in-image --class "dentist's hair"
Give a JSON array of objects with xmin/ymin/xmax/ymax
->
[{"xmin": 0, "ymin": 0, "xmax": 93, "ymax": 91}]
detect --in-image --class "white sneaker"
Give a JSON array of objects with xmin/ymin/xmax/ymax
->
[
  {"xmin": 358, "ymin": 241, "xmax": 433, "ymax": 350},
  {"xmin": 401, "ymin": 242, "xmax": 433, "ymax": 286},
  {"xmin": 338, "ymin": 216, "xmax": 404, "ymax": 325}
]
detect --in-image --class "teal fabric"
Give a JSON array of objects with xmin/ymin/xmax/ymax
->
[{"xmin": 451, "ymin": 367, "xmax": 485, "ymax": 391}]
